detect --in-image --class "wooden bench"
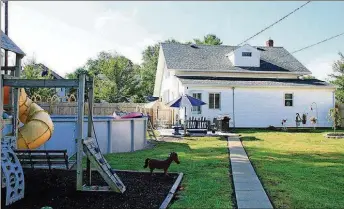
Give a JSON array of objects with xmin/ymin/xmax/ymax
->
[
  {"xmin": 186, "ymin": 117, "xmax": 210, "ymax": 136},
  {"xmin": 14, "ymin": 150, "xmax": 75, "ymax": 170}
]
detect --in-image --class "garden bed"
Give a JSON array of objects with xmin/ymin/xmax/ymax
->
[
  {"xmin": 324, "ymin": 133, "xmax": 344, "ymax": 138},
  {"xmin": 2, "ymin": 169, "xmax": 181, "ymax": 209}
]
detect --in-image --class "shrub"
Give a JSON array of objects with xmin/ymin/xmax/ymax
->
[{"xmin": 329, "ymin": 106, "xmax": 341, "ymax": 133}]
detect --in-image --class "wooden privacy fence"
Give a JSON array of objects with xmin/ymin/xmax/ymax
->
[
  {"xmin": 35, "ymin": 102, "xmax": 174, "ymax": 128},
  {"xmin": 35, "ymin": 102, "xmax": 146, "ymax": 115}
]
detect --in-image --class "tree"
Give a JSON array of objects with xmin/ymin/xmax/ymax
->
[
  {"xmin": 64, "ymin": 67, "xmax": 89, "ymax": 99},
  {"xmin": 303, "ymin": 75, "xmax": 316, "ymax": 79},
  {"xmin": 329, "ymin": 52, "xmax": 344, "ymax": 102},
  {"xmin": 139, "ymin": 43, "xmax": 160, "ymax": 100},
  {"xmin": 329, "ymin": 105, "xmax": 341, "ymax": 133},
  {"xmin": 193, "ymin": 34, "xmax": 223, "ymax": 45},
  {"xmin": 21, "ymin": 57, "xmax": 56, "ymax": 99},
  {"xmin": 66, "ymin": 51, "xmax": 142, "ymax": 103}
]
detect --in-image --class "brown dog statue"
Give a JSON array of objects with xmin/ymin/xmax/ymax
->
[{"xmin": 143, "ymin": 152, "xmax": 180, "ymax": 175}]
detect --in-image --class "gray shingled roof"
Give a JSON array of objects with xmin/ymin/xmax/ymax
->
[
  {"xmin": 161, "ymin": 43, "xmax": 311, "ymax": 74},
  {"xmin": 36, "ymin": 63, "xmax": 64, "ymax": 79},
  {"xmin": 1, "ymin": 30, "xmax": 25, "ymax": 55},
  {"xmin": 177, "ymin": 76, "xmax": 334, "ymax": 88}
]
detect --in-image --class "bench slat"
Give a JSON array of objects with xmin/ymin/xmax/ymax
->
[
  {"xmin": 14, "ymin": 149, "xmax": 69, "ymax": 170},
  {"xmin": 16, "ymin": 155, "xmax": 66, "ymax": 160},
  {"xmin": 18, "ymin": 160, "xmax": 68, "ymax": 165},
  {"xmin": 14, "ymin": 150, "xmax": 67, "ymax": 153}
]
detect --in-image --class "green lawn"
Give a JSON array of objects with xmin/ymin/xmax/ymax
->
[
  {"xmin": 103, "ymin": 137, "xmax": 234, "ymax": 208},
  {"xmin": 240, "ymin": 129, "xmax": 344, "ymax": 209}
]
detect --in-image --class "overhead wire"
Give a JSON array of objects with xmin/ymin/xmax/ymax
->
[
  {"xmin": 237, "ymin": 1, "xmax": 311, "ymax": 46},
  {"xmin": 291, "ymin": 32, "xmax": 344, "ymax": 54},
  {"xmin": 264, "ymin": 31, "xmax": 344, "ymax": 66}
]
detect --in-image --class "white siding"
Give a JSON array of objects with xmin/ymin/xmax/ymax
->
[
  {"xmin": 160, "ymin": 70, "xmax": 180, "ymax": 104},
  {"xmin": 234, "ymin": 88, "xmax": 334, "ymax": 127},
  {"xmin": 185, "ymin": 86, "xmax": 334, "ymax": 128},
  {"xmin": 153, "ymin": 47, "xmax": 167, "ymax": 97}
]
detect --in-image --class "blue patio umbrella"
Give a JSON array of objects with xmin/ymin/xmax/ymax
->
[{"xmin": 167, "ymin": 94, "xmax": 206, "ymax": 134}]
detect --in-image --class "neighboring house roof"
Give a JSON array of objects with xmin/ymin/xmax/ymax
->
[
  {"xmin": 35, "ymin": 63, "xmax": 64, "ymax": 79},
  {"xmin": 1, "ymin": 30, "xmax": 25, "ymax": 55},
  {"xmin": 177, "ymin": 76, "xmax": 335, "ymax": 88},
  {"xmin": 161, "ymin": 43, "xmax": 311, "ymax": 74}
]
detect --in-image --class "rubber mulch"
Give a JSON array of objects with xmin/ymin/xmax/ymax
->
[{"xmin": 2, "ymin": 169, "xmax": 178, "ymax": 209}]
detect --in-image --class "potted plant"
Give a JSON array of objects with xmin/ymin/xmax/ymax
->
[
  {"xmin": 310, "ymin": 116, "xmax": 317, "ymax": 124},
  {"xmin": 295, "ymin": 113, "xmax": 302, "ymax": 127},
  {"xmin": 310, "ymin": 116, "xmax": 317, "ymax": 130},
  {"xmin": 302, "ymin": 113, "xmax": 307, "ymax": 125},
  {"xmin": 281, "ymin": 119, "xmax": 287, "ymax": 131}
]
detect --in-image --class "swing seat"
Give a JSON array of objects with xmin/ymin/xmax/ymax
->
[{"xmin": 14, "ymin": 149, "xmax": 76, "ymax": 170}]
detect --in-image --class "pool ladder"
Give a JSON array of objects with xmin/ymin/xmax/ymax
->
[{"xmin": 147, "ymin": 117, "xmax": 157, "ymax": 141}]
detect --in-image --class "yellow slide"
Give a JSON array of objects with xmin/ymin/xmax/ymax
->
[{"xmin": 17, "ymin": 88, "xmax": 54, "ymax": 149}]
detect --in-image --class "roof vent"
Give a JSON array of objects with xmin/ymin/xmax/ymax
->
[{"xmin": 190, "ymin": 44, "xmax": 198, "ymax": 49}]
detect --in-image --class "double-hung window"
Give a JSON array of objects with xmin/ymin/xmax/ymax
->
[
  {"xmin": 192, "ymin": 93, "xmax": 202, "ymax": 114},
  {"xmin": 209, "ymin": 93, "xmax": 220, "ymax": 109},
  {"xmin": 284, "ymin": 93, "xmax": 293, "ymax": 107}
]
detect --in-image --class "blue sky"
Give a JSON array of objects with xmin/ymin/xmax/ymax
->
[{"xmin": 1, "ymin": 1, "xmax": 343, "ymax": 79}]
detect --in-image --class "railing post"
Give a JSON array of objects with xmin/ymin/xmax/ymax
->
[{"xmin": 86, "ymin": 76, "xmax": 94, "ymax": 186}]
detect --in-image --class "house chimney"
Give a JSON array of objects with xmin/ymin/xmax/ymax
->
[{"xmin": 266, "ymin": 38, "xmax": 274, "ymax": 47}]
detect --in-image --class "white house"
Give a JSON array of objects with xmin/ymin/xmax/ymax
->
[{"xmin": 153, "ymin": 39, "xmax": 336, "ymax": 128}]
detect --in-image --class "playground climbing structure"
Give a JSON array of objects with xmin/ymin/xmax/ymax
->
[{"xmin": 1, "ymin": 32, "xmax": 126, "ymax": 206}]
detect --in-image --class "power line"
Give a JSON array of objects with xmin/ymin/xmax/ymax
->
[
  {"xmin": 291, "ymin": 32, "xmax": 344, "ymax": 54},
  {"xmin": 266, "ymin": 31, "xmax": 344, "ymax": 65},
  {"xmin": 237, "ymin": 1, "xmax": 311, "ymax": 46}
]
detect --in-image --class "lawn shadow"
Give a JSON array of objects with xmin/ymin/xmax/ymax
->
[
  {"xmin": 240, "ymin": 136, "xmax": 262, "ymax": 141},
  {"xmin": 215, "ymin": 136, "xmax": 230, "ymax": 141}
]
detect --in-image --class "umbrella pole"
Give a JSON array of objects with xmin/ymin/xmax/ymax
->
[{"xmin": 184, "ymin": 106, "xmax": 187, "ymax": 136}]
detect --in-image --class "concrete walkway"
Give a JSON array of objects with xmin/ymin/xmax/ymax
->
[{"xmin": 228, "ymin": 137, "xmax": 273, "ymax": 209}]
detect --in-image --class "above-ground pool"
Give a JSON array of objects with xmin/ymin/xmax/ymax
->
[{"xmin": 2, "ymin": 115, "xmax": 148, "ymax": 158}]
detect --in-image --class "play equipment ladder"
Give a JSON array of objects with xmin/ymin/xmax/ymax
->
[
  {"xmin": 1, "ymin": 140, "xmax": 25, "ymax": 206},
  {"xmin": 82, "ymin": 137, "xmax": 126, "ymax": 193},
  {"xmin": 147, "ymin": 117, "xmax": 157, "ymax": 141}
]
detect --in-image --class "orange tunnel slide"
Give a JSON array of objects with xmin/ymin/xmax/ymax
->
[{"xmin": 4, "ymin": 87, "xmax": 54, "ymax": 149}]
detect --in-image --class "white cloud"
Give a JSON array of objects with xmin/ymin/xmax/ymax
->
[
  {"xmin": 5, "ymin": 2, "xmax": 162, "ymax": 77},
  {"xmin": 93, "ymin": 8, "xmax": 163, "ymax": 63}
]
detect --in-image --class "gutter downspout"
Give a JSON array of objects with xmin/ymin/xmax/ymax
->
[{"xmin": 232, "ymin": 87, "xmax": 235, "ymax": 130}]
